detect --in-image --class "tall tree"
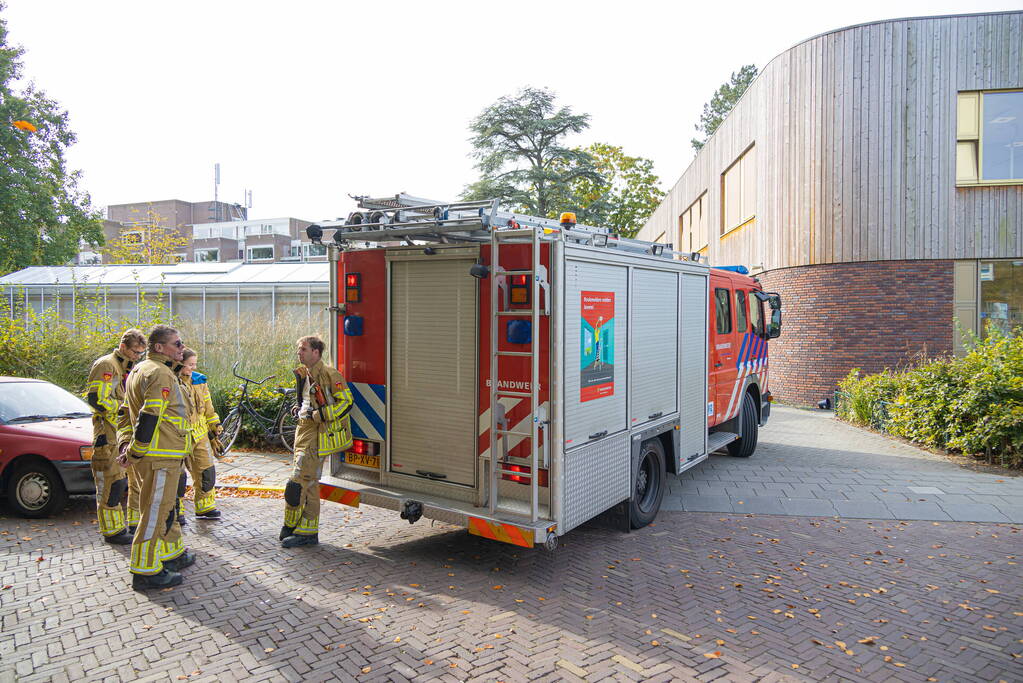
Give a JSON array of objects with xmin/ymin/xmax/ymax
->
[
  {"xmin": 103, "ymin": 206, "xmax": 189, "ymax": 264},
  {"xmin": 462, "ymin": 87, "xmax": 602, "ymax": 216},
  {"xmin": 691, "ymin": 65, "xmax": 758, "ymax": 152},
  {"xmin": 0, "ymin": 5, "xmax": 102, "ymax": 274},
  {"xmin": 549, "ymin": 143, "xmax": 664, "ymax": 238}
]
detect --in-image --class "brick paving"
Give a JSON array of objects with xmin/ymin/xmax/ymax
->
[{"xmin": 2, "ymin": 496, "xmax": 1020, "ymax": 682}]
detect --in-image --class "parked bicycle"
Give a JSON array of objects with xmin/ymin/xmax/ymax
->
[{"xmin": 219, "ymin": 361, "xmax": 298, "ymax": 455}]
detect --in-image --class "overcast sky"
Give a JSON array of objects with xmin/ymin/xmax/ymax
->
[{"xmin": 4, "ymin": 1, "xmax": 1020, "ymax": 223}]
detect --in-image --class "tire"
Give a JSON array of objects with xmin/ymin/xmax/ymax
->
[
  {"xmin": 277, "ymin": 398, "xmax": 297, "ymax": 452},
  {"xmin": 629, "ymin": 438, "xmax": 666, "ymax": 529},
  {"xmin": 727, "ymin": 392, "xmax": 759, "ymax": 458},
  {"xmin": 6, "ymin": 459, "xmax": 68, "ymax": 518},
  {"xmin": 220, "ymin": 409, "xmax": 242, "ymax": 456}
]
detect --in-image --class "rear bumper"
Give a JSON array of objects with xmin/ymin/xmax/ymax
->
[
  {"xmin": 54, "ymin": 461, "xmax": 95, "ymax": 494},
  {"xmin": 319, "ymin": 476, "xmax": 555, "ymax": 548}
]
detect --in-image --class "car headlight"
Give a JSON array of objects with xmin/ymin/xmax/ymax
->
[{"xmin": 80, "ymin": 446, "xmax": 94, "ymax": 461}]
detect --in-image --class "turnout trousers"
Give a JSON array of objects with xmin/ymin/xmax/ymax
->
[
  {"xmin": 283, "ymin": 419, "xmax": 326, "ymax": 536},
  {"xmin": 130, "ymin": 457, "xmax": 185, "ymax": 575},
  {"xmin": 91, "ymin": 435, "xmax": 128, "ymax": 537},
  {"xmin": 182, "ymin": 437, "xmax": 216, "ymax": 514},
  {"xmin": 126, "ymin": 465, "xmax": 142, "ymax": 527}
]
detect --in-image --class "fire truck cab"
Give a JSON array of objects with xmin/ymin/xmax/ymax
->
[{"xmin": 310, "ymin": 194, "xmax": 781, "ymax": 550}]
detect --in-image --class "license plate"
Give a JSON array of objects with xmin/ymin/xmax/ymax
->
[{"xmin": 345, "ymin": 452, "xmax": 380, "ymax": 469}]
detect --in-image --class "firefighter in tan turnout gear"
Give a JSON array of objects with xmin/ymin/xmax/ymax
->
[
  {"xmin": 178, "ymin": 348, "xmax": 223, "ymax": 520},
  {"xmin": 85, "ymin": 329, "xmax": 146, "ymax": 544},
  {"xmin": 117, "ymin": 325, "xmax": 196, "ymax": 590},
  {"xmin": 280, "ymin": 335, "xmax": 353, "ymax": 548}
]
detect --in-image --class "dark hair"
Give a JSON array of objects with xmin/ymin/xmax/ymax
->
[
  {"xmin": 181, "ymin": 347, "xmax": 197, "ymax": 363},
  {"xmin": 120, "ymin": 328, "xmax": 145, "ymax": 347},
  {"xmin": 147, "ymin": 324, "xmax": 179, "ymax": 352},
  {"xmin": 297, "ymin": 335, "xmax": 325, "ymax": 355}
]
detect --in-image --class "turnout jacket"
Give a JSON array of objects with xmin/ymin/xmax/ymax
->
[
  {"xmin": 118, "ymin": 352, "xmax": 194, "ymax": 460},
  {"xmin": 86, "ymin": 349, "xmax": 134, "ymax": 444},
  {"xmin": 294, "ymin": 359, "xmax": 354, "ymax": 455}
]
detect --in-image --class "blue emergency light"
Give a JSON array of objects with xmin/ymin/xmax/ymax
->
[
  {"xmin": 506, "ymin": 319, "xmax": 531, "ymax": 344},
  {"xmin": 344, "ymin": 315, "xmax": 364, "ymax": 336}
]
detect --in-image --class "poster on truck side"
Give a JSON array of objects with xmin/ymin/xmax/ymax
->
[{"xmin": 580, "ymin": 291, "xmax": 615, "ymax": 402}]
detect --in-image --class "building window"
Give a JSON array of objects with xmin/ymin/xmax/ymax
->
[
  {"xmin": 303, "ymin": 243, "xmax": 327, "ymax": 259},
  {"xmin": 979, "ymin": 260, "xmax": 1023, "ymax": 337},
  {"xmin": 721, "ymin": 145, "xmax": 756, "ymax": 235},
  {"xmin": 247, "ymin": 246, "xmax": 274, "ymax": 261},
  {"xmin": 195, "ymin": 248, "xmax": 219, "ymax": 262},
  {"xmin": 957, "ymin": 90, "xmax": 1023, "ymax": 185},
  {"xmin": 678, "ymin": 193, "xmax": 708, "ymax": 254},
  {"xmin": 714, "ymin": 288, "xmax": 732, "ymax": 334}
]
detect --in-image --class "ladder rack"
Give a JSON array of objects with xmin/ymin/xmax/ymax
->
[{"xmin": 306, "ymin": 194, "xmax": 695, "ymax": 261}]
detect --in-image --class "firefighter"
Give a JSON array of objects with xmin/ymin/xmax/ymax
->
[
  {"xmin": 177, "ymin": 348, "xmax": 223, "ymax": 521},
  {"xmin": 85, "ymin": 328, "xmax": 146, "ymax": 544},
  {"xmin": 280, "ymin": 335, "xmax": 353, "ymax": 548},
  {"xmin": 116, "ymin": 324, "xmax": 195, "ymax": 590}
]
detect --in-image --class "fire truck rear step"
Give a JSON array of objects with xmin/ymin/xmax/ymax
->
[
  {"xmin": 320, "ymin": 476, "xmax": 553, "ymax": 545},
  {"xmin": 707, "ymin": 431, "xmax": 739, "ymax": 453}
]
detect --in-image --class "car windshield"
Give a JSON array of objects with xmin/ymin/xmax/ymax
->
[{"xmin": 0, "ymin": 381, "xmax": 93, "ymax": 424}]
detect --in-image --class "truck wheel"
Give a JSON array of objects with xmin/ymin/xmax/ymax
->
[
  {"xmin": 727, "ymin": 392, "xmax": 759, "ymax": 458},
  {"xmin": 6, "ymin": 460, "xmax": 68, "ymax": 518},
  {"xmin": 630, "ymin": 438, "xmax": 666, "ymax": 529}
]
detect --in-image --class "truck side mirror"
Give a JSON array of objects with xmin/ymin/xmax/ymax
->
[{"xmin": 768, "ymin": 308, "xmax": 782, "ymax": 339}]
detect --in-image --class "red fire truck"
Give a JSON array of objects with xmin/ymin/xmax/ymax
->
[{"xmin": 307, "ymin": 194, "xmax": 781, "ymax": 550}]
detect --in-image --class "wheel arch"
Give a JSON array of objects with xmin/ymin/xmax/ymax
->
[{"xmin": 1, "ymin": 453, "xmax": 56, "ymax": 490}]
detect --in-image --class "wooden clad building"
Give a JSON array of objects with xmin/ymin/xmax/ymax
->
[{"xmin": 638, "ymin": 11, "xmax": 1023, "ymax": 405}]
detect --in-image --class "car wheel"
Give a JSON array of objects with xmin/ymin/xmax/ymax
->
[
  {"xmin": 6, "ymin": 460, "xmax": 68, "ymax": 518},
  {"xmin": 630, "ymin": 438, "xmax": 666, "ymax": 529},
  {"xmin": 727, "ymin": 392, "xmax": 759, "ymax": 458}
]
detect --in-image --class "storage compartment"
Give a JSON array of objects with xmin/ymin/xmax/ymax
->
[
  {"xmin": 389, "ymin": 253, "xmax": 478, "ymax": 487},
  {"xmin": 631, "ymin": 268, "xmax": 679, "ymax": 426},
  {"xmin": 563, "ymin": 259, "xmax": 628, "ymax": 448}
]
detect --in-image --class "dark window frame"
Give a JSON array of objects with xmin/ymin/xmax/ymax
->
[
  {"xmin": 735, "ymin": 290, "xmax": 748, "ymax": 332},
  {"xmin": 714, "ymin": 287, "xmax": 732, "ymax": 334}
]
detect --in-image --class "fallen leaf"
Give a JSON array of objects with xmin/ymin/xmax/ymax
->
[
  {"xmin": 264, "ymin": 648, "xmax": 274, "ymax": 653},
  {"xmin": 651, "ymin": 640, "xmax": 660, "ymax": 646},
  {"xmin": 492, "ymin": 585, "xmax": 503, "ymax": 590},
  {"xmin": 857, "ymin": 637, "xmax": 876, "ymax": 645},
  {"xmin": 361, "ymin": 666, "xmax": 371, "ymax": 673},
  {"xmin": 703, "ymin": 651, "xmax": 722, "ymax": 659},
  {"xmin": 424, "ymin": 659, "xmax": 433, "ymax": 665}
]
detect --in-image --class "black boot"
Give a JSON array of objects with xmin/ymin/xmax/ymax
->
[
  {"xmin": 132, "ymin": 569, "xmax": 183, "ymax": 591},
  {"xmin": 282, "ymin": 534, "xmax": 318, "ymax": 548},
  {"xmin": 104, "ymin": 529, "xmax": 133, "ymax": 545},
  {"xmin": 196, "ymin": 509, "xmax": 221, "ymax": 519},
  {"xmin": 279, "ymin": 525, "xmax": 296, "ymax": 541},
  {"xmin": 163, "ymin": 550, "xmax": 196, "ymax": 572}
]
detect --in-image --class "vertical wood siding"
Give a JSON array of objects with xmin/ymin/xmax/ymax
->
[{"xmin": 638, "ymin": 12, "xmax": 1023, "ymax": 269}]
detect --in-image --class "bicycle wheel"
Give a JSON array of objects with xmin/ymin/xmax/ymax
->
[
  {"xmin": 276, "ymin": 398, "xmax": 298, "ymax": 452},
  {"xmin": 220, "ymin": 408, "xmax": 243, "ymax": 455}
]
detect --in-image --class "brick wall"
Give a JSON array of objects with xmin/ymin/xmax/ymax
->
[{"xmin": 757, "ymin": 260, "xmax": 954, "ymax": 406}]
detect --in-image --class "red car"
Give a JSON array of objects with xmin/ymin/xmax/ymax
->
[{"xmin": 0, "ymin": 377, "xmax": 95, "ymax": 517}]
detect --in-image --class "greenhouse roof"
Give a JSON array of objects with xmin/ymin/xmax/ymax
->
[{"xmin": 0, "ymin": 262, "xmax": 329, "ymax": 287}]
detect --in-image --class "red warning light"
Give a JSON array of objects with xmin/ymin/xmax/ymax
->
[
  {"xmin": 346, "ymin": 274, "xmax": 359, "ymax": 287},
  {"xmin": 512, "ymin": 275, "xmax": 528, "ymax": 285}
]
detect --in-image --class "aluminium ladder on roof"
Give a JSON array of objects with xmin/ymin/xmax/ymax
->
[{"xmin": 488, "ymin": 224, "xmax": 548, "ymax": 523}]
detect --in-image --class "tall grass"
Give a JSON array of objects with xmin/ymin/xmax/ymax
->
[{"xmin": 0, "ymin": 285, "xmax": 320, "ymax": 448}]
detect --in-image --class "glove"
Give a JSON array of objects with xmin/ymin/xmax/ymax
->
[{"xmin": 209, "ymin": 432, "xmax": 225, "ymax": 458}]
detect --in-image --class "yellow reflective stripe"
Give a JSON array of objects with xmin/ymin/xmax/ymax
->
[
  {"xmin": 159, "ymin": 537, "xmax": 184, "ymax": 560},
  {"xmin": 283, "ymin": 507, "xmax": 302, "ymax": 527},
  {"xmin": 295, "ymin": 517, "xmax": 319, "ymax": 534},
  {"xmin": 130, "ymin": 540, "xmax": 161, "ymax": 574},
  {"xmin": 146, "ymin": 449, "xmax": 187, "ymax": 458}
]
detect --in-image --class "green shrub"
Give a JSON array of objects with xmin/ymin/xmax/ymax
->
[
  {"xmin": 836, "ymin": 368, "xmax": 902, "ymax": 429},
  {"xmin": 837, "ymin": 327, "xmax": 1023, "ymax": 468}
]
